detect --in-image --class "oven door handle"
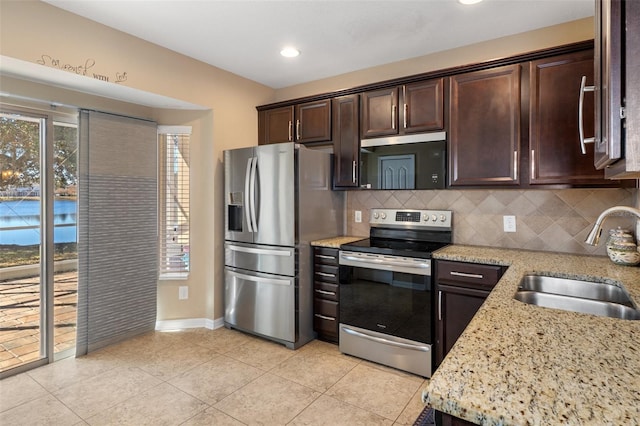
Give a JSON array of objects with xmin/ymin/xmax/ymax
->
[
  {"xmin": 340, "ymin": 254, "xmax": 430, "ymax": 270},
  {"xmin": 341, "ymin": 326, "xmax": 430, "ymax": 352}
]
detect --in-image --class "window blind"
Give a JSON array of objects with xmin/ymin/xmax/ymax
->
[
  {"xmin": 158, "ymin": 129, "xmax": 190, "ymax": 279},
  {"xmin": 76, "ymin": 110, "xmax": 158, "ymax": 355}
]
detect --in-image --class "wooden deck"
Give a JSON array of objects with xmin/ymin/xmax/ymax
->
[{"xmin": 0, "ymin": 271, "xmax": 77, "ymax": 372}]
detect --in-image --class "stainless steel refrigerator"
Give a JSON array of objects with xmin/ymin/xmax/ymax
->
[{"xmin": 224, "ymin": 142, "xmax": 344, "ymax": 349}]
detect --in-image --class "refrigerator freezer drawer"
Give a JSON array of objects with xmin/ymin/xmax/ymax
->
[
  {"xmin": 225, "ymin": 242, "xmax": 295, "ymax": 276},
  {"xmin": 225, "ymin": 267, "xmax": 296, "ymax": 343}
]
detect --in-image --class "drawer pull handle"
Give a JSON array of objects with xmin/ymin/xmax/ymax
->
[
  {"xmin": 314, "ymin": 314, "xmax": 336, "ymax": 321},
  {"xmin": 316, "ymin": 272, "xmax": 335, "ymax": 278},
  {"xmin": 579, "ymin": 75, "xmax": 595, "ymax": 154},
  {"xmin": 315, "ymin": 289, "xmax": 336, "ymax": 296},
  {"xmin": 315, "ymin": 254, "xmax": 336, "ymax": 260},
  {"xmin": 450, "ymin": 271, "xmax": 484, "ymax": 279}
]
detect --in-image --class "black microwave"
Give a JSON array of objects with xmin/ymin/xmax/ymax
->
[{"xmin": 358, "ymin": 132, "xmax": 447, "ymax": 190}]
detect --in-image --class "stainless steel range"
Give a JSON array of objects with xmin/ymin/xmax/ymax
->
[{"xmin": 338, "ymin": 208, "xmax": 452, "ymax": 377}]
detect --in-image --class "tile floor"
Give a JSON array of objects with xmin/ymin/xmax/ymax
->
[{"xmin": 0, "ymin": 327, "xmax": 428, "ymax": 425}]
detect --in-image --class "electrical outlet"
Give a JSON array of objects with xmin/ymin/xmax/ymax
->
[
  {"xmin": 355, "ymin": 210, "xmax": 362, "ymax": 223},
  {"xmin": 179, "ymin": 286, "xmax": 188, "ymax": 300},
  {"xmin": 503, "ymin": 215, "xmax": 516, "ymax": 233}
]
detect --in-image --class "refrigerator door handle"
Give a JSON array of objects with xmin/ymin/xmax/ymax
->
[
  {"xmin": 244, "ymin": 157, "xmax": 254, "ymax": 232},
  {"xmin": 227, "ymin": 270, "xmax": 292, "ymax": 286},
  {"xmin": 248, "ymin": 156, "xmax": 258, "ymax": 232},
  {"xmin": 227, "ymin": 244, "xmax": 292, "ymax": 257}
]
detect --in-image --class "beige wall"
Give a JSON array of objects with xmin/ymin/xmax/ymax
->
[
  {"xmin": 274, "ymin": 17, "xmax": 594, "ymax": 102},
  {"xmin": 0, "ymin": 1, "xmax": 275, "ymax": 323}
]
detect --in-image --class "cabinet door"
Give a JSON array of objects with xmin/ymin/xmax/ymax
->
[
  {"xmin": 594, "ymin": 0, "xmax": 623, "ymax": 169},
  {"xmin": 529, "ymin": 50, "xmax": 610, "ymax": 185},
  {"xmin": 437, "ymin": 412, "xmax": 476, "ymax": 426},
  {"xmin": 333, "ymin": 95, "xmax": 360, "ymax": 188},
  {"xmin": 259, "ymin": 106, "xmax": 293, "ymax": 145},
  {"xmin": 295, "ymin": 100, "xmax": 331, "ymax": 143},
  {"xmin": 449, "ymin": 65, "xmax": 521, "ymax": 186},
  {"xmin": 435, "ymin": 283, "xmax": 489, "ymax": 365},
  {"xmin": 402, "ymin": 78, "xmax": 445, "ymax": 133},
  {"xmin": 361, "ymin": 87, "xmax": 398, "ymax": 138}
]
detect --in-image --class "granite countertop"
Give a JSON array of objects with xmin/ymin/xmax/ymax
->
[
  {"xmin": 423, "ymin": 245, "xmax": 640, "ymax": 425},
  {"xmin": 310, "ymin": 235, "xmax": 365, "ymax": 248}
]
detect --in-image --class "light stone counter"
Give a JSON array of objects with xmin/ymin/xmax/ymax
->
[
  {"xmin": 310, "ymin": 236, "xmax": 365, "ymax": 248},
  {"xmin": 423, "ymin": 245, "xmax": 640, "ymax": 425}
]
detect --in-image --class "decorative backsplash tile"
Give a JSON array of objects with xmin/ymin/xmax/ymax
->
[{"xmin": 347, "ymin": 188, "xmax": 638, "ymax": 256}]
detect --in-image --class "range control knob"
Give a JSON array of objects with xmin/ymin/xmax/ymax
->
[
  {"xmin": 431, "ymin": 214, "xmax": 437, "ymax": 222},
  {"xmin": 440, "ymin": 214, "xmax": 447, "ymax": 222},
  {"xmin": 381, "ymin": 212, "xmax": 387, "ymax": 219},
  {"xmin": 373, "ymin": 212, "xmax": 379, "ymax": 219}
]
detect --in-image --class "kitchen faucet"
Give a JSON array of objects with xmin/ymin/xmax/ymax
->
[{"xmin": 585, "ymin": 206, "xmax": 640, "ymax": 245}]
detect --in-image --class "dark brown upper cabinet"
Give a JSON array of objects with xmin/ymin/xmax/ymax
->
[
  {"xmin": 295, "ymin": 100, "xmax": 332, "ymax": 143},
  {"xmin": 360, "ymin": 78, "xmax": 445, "ymax": 139},
  {"xmin": 528, "ymin": 50, "xmax": 612, "ymax": 186},
  {"xmin": 259, "ymin": 106, "xmax": 294, "ymax": 145},
  {"xmin": 403, "ymin": 79, "xmax": 445, "ymax": 133},
  {"xmin": 332, "ymin": 95, "xmax": 360, "ymax": 188},
  {"xmin": 258, "ymin": 100, "xmax": 331, "ymax": 145},
  {"xmin": 597, "ymin": 0, "xmax": 640, "ymax": 179},
  {"xmin": 449, "ymin": 65, "xmax": 521, "ymax": 187},
  {"xmin": 594, "ymin": 0, "xmax": 624, "ymax": 170},
  {"xmin": 360, "ymin": 87, "xmax": 398, "ymax": 138}
]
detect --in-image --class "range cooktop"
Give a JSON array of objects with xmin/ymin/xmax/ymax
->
[{"xmin": 340, "ymin": 209, "xmax": 453, "ymax": 259}]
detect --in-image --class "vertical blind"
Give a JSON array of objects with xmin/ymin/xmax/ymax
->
[
  {"xmin": 76, "ymin": 110, "xmax": 158, "ymax": 355},
  {"xmin": 158, "ymin": 128, "xmax": 190, "ymax": 278}
]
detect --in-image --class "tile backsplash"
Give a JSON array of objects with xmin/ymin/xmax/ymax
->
[{"xmin": 347, "ymin": 188, "xmax": 638, "ymax": 256}]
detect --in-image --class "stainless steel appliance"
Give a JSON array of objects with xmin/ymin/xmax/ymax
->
[
  {"xmin": 359, "ymin": 132, "xmax": 446, "ymax": 190},
  {"xmin": 224, "ymin": 142, "xmax": 344, "ymax": 349},
  {"xmin": 339, "ymin": 208, "xmax": 452, "ymax": 377}
]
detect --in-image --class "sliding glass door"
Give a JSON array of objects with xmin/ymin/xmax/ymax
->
[{"xmin": 0, "ymin": 106, "xmax": 77, "ymax": 377}]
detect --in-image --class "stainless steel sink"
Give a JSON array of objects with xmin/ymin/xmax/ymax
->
[
  {"xmin": 514, "ymin": 274, "xmax": 640, "ymax": 320},
  {"xmin": 518, "ymin": 274, "xmax": 634, "ymax": 306}
]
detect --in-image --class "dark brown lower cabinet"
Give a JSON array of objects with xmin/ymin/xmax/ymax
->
[
  {"xmin": 433, "ymin": 260, "xmax": 506, "ymax": 426},
  {"xmin": 435, "ymin": 260, "xmax": 506, "ymax": 365},
  {"xmin": 312, "ymin": 247, "xmax": 340, "ymax": 342},
  {"xmin": 436, "ymin": 411, "xmax": 476, "ymax": 426}
]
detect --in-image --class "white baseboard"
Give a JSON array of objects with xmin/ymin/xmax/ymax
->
[{"xmin": 155, "ymin": 317, "xmax": 225, "ymax": 331}]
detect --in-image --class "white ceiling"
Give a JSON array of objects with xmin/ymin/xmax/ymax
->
[{"xmin": 43, "ymin": 0, "xmax": 595, "ymax": 90}]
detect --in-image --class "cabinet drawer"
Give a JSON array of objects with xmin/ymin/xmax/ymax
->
[
  {"xmin": 314, "ymin": 281, "xmax": 338, "ymax": 301},
  {"xmin": 314, "ymin": 298, "xmax": 338, "ymax": 317},
  {"xmin": 436, "ymin": 260, "xmax": 503, "ymax": 289},
  {"xmin": 313, "ymin": 264, "xmax": 339, "ymax": 283},
  {"xmin": 313, "ymin": 247, "xmax": 339, "ymax": 265},
  {"xmin": 314, "ymin": 298, "xmax": 338, "ymax": 337},
  {"xmin": 314, "ymin": 312, "xmax": 338, "ymax": 336}
]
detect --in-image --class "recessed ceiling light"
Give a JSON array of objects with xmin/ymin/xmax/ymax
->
[
  {"xmin": 458, "ymin": 0, "xmax": 483, "ymax": 4},
  {"xmin": 280, "ymin": 47, "xmax": 300, "ymax": 58}
]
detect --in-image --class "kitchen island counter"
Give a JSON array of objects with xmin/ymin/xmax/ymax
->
[{"xmin": 424, "ymin": 245, "xmax": 640, "ymax": 425}]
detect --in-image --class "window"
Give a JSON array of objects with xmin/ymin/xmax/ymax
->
[{"xmin": 158, "ymin": 126, "xmax": 191, "ymax": 279}]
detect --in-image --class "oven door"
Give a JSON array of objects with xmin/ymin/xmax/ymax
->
[
  {"xmin": 339, "ymin": 251, "xmax": 433, "ymax": 343},
  {"xmin": 338, "ymin": 250, "xmax": 434, "ymax": 376}
]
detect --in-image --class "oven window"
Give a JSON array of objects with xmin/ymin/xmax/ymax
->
[{"xmin": 340, "ymin": 266, "xmax": 432, "ymax": 344}]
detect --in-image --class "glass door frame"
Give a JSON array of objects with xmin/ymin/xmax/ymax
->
[{"xmin": 0, "ymin": 104, "xmax": 71, "ymax": 378}]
